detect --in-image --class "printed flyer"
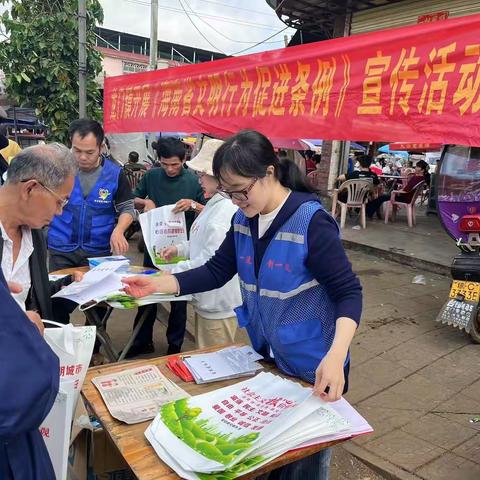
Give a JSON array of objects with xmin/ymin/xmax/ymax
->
[
  {"xmin": 140, "ymin": 205, "xmax": 188, "ymax": 267},
  {"xmin": 145, "ymin": 372, "xmax": 362, "ymax": 478}
]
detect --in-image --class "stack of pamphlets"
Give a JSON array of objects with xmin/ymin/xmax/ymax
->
[
  {"xmin": 183, "ymin": 346, "xmax": 263, "ymax": 384},
  {"xmin": 145, "ymin": 372, "xmax": 373, "ymax": 479},
  {"xmin": 92, "ymin": 365, "xmax": 189, "ymax": 424},
  {"xmin": 51, "ymin": 261, "xmax": 191, "ymax": 310}
]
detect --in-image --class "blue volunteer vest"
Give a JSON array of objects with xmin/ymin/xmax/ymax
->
[
  {"xmin": 48, "ymin": 160, "xmax": 120, "ymax": 253},
  {"xmin": 233, "ymin": 201, "xmax": 341, "ymax": 384}
]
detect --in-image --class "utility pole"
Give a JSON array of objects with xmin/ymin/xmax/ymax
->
[
  {"xmin": 149, "ymin": 0, "xmax": 158, "ymax": 71},
  {"xmin": 148, "ymin": 0, "xmax": 159, "ymax": 155},
  {"xmin": 78, "ymin": 0, "xmax": 87, "ymax": 118}
]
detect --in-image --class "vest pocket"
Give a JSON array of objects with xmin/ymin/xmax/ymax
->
[
  {"xmin": 234, "ymin": 305, "xmax": 265, "ymax": 353},
  {"xmin": 277, "ymin": 319, "xmax": 328, "ymax": 378}
]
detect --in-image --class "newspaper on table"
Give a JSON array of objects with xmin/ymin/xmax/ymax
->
[
  {"xmin": 183, "ymin": 346, "xmax": 264, "ymax": 384},
  {"xmin": 92, "ymin": 365, "xmax": 189, "ymax": 424},
  {"xmin": 139, "ymin": 205, "xmax": 188, "ymax": 268},
  {"xmin": 144, "ymin": 372, "xmax": 373, "ymax": 479}
]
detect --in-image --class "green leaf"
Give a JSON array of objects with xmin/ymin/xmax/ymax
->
[{"xmin": 20, "ymin": 72, "xmax": 30, "ymax": 82}]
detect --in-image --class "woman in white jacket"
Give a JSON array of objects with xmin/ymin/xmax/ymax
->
[{"xmin": 160, "ymin": 139, "xmax": 241, "ymax": 348}]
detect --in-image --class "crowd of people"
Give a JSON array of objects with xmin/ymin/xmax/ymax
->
[
  {"xmin": 0, "ymin": 122, "xmax": 363, "ymax": 480},
  {"xmin": 336, "ymin": 152, "xmax": 431, "ymax": 220}
]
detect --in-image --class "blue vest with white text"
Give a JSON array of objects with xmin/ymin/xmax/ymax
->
[
  {"xmin": 48, "ymin": 160, "xmax": 120, "ymax": 254},
  {"xmin": 233, "ymin": 201, "xmax": 340, "ymax": 384}
]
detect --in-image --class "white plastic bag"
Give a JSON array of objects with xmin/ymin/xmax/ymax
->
[
  {"xmin": 40, "ymin": 380, "xmax": 75, "ymax": 480},
  {"xmin": 43, "ymin": 321, "xmax": 96, "ymax": 416}
]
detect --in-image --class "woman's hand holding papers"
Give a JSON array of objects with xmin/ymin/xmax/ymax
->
[{"xmin": 122, "ymin": 273, "xmax": 180, "ymax": 297}]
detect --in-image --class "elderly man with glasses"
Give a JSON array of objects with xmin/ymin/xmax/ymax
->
[{"xmin": 0, "ymin": 142, "xmax": 77, "ymax": 326}]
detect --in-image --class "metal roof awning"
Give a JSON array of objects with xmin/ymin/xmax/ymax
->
[{"xmin": 266, "ymin": 0, "xmax": 404, "ymax": 36}]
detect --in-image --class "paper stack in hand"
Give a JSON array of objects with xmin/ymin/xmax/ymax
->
[
  {"xmin": 183, "ymin": 346, "xmax": 264, "ymax": 384},
  {"xmin": 145, "ymin": 372, "xmax": 373, "ymax": 480}
]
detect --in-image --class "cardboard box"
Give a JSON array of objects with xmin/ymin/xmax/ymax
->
[{"xmin": 68, "ymin": 400, "xmax": 134, "ymax": 480}]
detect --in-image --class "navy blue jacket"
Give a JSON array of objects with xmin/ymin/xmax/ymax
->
[
  {"xmin": 0, "ymin": 270, "xmax": 58, "ymax": 479},
  {"xmin": 175, "ymin": 192, "xmax": 362, "ymax": 391},
  {"xmin": 176, "ymin": 192, "xmax": 362, "ymax": 323}
]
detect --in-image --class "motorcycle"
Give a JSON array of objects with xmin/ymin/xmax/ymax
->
[{"xmin": 436, "ymin": 145, "xmax": 480, "ymax": 343}]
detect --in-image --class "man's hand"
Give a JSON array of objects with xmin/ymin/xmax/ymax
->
[
  {"xmin": 173, "ymin": 199, "xmax": 194, "ymax": 213},
  {"xmin": 72, "ymin": 271, "xmax": 84, "ymax": 282},
  {"xmin": 26, "ymin": 310, "xmax": 44, "ymax": 336},
  {"xmin": 110, "ymin": 227, "xmax": 129, "ymax": 255},
  {"xmin": 7, "ymin": 281, "xmax": 23, "ymax": 294},
  {"xmin": 143, "ymin": 199, "xmax": 156, "ymax": 212}
]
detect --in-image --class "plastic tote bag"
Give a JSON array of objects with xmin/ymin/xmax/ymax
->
[
  {"xmin": 41, "ymin": 321, "xmax": 95, "ymax": 479},
  {"xmin": 43, "ymin": 321, "xmax": 96, "ymax": 417},
  {"xmin": 40, "ymin": 380, "xmax": 75, "ymax": 480}
]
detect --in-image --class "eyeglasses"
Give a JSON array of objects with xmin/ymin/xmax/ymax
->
[
  {"xmin": 39, "ymin": 182, "xmax": 69, "ymax": 208},
  {"xmin": 21, "ymin": 179, "xmax": 69, "ymax": 208},
  {"xmin": 217, "ymin": 177, "xmax": 258, "ymax": 201}
]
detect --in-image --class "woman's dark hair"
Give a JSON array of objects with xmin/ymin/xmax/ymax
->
[
  {"xmin": 213, "ymin": 130, "xmax": 314, "ymax": 193},
  {"xmin": 313, "ymin": 153, "xmax": 322, "ymax": 164},
  {"xmin": 416, "ymin": 159, "xmax": 431, "ymax": 185}
]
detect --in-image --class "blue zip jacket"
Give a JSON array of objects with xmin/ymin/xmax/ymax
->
[
  {"xmin": 48, "ymin": 160, "xmax": 120, "ymax": 253},
  {"xmin": 0, "ymin": 269, "xmax": 59, "ymax": 479}
]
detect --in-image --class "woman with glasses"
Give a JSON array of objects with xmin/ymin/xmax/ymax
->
[
  {"xmin": 159, "ymin": 139, "xmax": 241, "ymax": 348},
  {"xmin": 123, "ymin": 130, "xmax": 362, "ymax": 480}
]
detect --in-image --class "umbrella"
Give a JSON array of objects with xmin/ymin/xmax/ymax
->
[
  {"xmin": 378, "ymin": 144, "xmax": 409, "ymax": 158},
  {"xmin": 271, "ymin": 138, "xmax": 315, "ymax": 150}
]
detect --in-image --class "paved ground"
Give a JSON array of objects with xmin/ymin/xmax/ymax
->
[
  {"xmin": 72, "ymin": 237, "xmax": 479, "ymax": 480},
  {"xmin": 344, "ymin": 250, "xmax": 480, "ymax": 480}
]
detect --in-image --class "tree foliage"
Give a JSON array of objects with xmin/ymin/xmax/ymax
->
[{"xmin": 0, "ymin": 0, "xmax": 104, "ymax": 142}]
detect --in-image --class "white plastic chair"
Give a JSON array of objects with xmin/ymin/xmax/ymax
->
[
  {"xmin": 331, "ymin": 179, "xmax": 373, "ymax": 229},
  {"xmin": 384, "ymin": 180, "xmax": 425, "ymax": 228}
]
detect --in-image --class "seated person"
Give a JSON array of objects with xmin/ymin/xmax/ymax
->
[
  {"xmin": 124, "ymin": 151, "xmax": 147, "ymax": 172},
  {"xmin": 0, "ymin": 143, "xmax": 78, "ymax": 318},
  {"xmin": 401, "ymin": 160, "xmax": 415, "ymax": 176},
  {"xmin": 366, "ymin": 160, "xmax": 430, "ymax": 218},
  {"xmin": 336, "ymin": 154, "xmax": 380, "ymax": 203}
]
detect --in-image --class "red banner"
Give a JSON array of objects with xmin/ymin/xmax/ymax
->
[{"xmin": 104, "ymin": 14, "xmax": 480, "ymax": 146}]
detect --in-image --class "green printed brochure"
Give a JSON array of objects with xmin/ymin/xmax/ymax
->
[
  {"xmin": 144, "ymin": 372, "xmax": 358, "ymax": 478},
  {"xmin": 139, "ymin": 205, "xmax": 188, "ymax": 267}
]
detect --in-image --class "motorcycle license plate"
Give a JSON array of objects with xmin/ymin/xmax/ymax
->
[{"xmin": 449, "ymin": 280, "xmax": 480, "ymax": 302}]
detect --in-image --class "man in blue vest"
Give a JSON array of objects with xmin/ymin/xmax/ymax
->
[{"xmin": 48, "ymin": 119, "xmax": 135, "ymax": 323}]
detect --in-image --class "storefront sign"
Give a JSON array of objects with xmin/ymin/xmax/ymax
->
[
  {"xmin": 389, "ymin": 142, "xmax": 443, "ymax": 151},
  {"xmin": 104, "ymin": 14, "xmax": 480, "ymax": 145},
  {"xmin": 418, "ymin": 11, "xmax": 449, "ymax": 24}
]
